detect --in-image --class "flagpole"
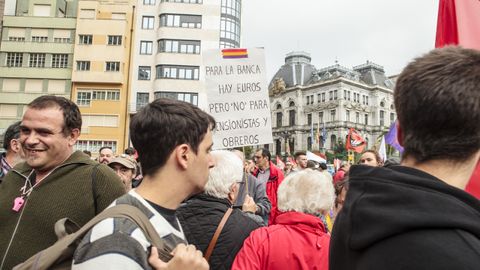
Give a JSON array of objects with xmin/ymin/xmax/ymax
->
[{"xmin": 242, "ymin": 146, "xmax": 249, "ymax": 197}]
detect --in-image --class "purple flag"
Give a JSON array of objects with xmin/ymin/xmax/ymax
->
[{"xmin": 385, "ymin": 121, "xmax": 404, "ymax": 152}]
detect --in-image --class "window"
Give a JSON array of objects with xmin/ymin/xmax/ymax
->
[
  {"xmin": 108, "ymin": 35, "xmax": 122, "ymax": 45},
  {"xmin": 79, "ymin": 35, "xmax": 92, "ymax": 44},
  {"xmin": 82, "ymin": 115, "xmax": 119, "ymax": 127},
  {"xmin": 52, "ymin": 54, "xmax": 68, "ymax": 68},
  {"xmin": 334, "ymin": 90, "xmax": 338, "ymax": 100},
  {"xmin": 220, "ymin": 16, "xmax": 240, "ymax": 46},
  {"xmin": 306, "ymin": 96, "xmax": 310, "ymax": 105},
  {"xmin": 9, "ymin": 37, "xmax": 25, "ymax": 42},
  {"xmin": 140, "ymin": 41, "xmax": 153, "ymax": 54},
  {"xmin": 6, "ymin": 52, "xmax": 23, "ymax": 67},
  {"xmin": 321, "ymin": 93, "xmax": 325, "ymax": 102},
  {"xmin": 319, "ymin": 112, "xmax": 324, "ymax": 123},
  {"xmin": 289, "ymin": 110, "xmax": 296, "ymax": 126},
  {"xmin": 142, "ymin": 16, "xmax": 155, "ymax": 29},
  {"xmin": 79, "ymin": 9, "xmax": 95, "ymax": 19},
  {"xmin": 345, "ymin": 110, "xmax": 350, "ymax": 122},
  {"xmin": 77, "ymin": 89, "xmax": 120, "ymax": 106},
  {"xmin": 154, "ymin": 91, "xmax": 198, "ymax": 105},
  {"xmin": 347, "ymin": 91, "xmax": 351, "ymax": 101},
  {"xmin": 29, "ymin": 53, "xmax": 46, "ymax": 67},
  {"xmin": 365, "ymin": 114, "xmax": 369, "ymax": 125},
  {"xmin": 138, "ymin": 66, "xmax": 151, "ymax": 80},
  {"xmin": 106, "ymin": 61, "xmax": 120, "ymax": 72},
  {"xmin": 137, "ymin": 93, "xmax": 149, "ymax": 109},
  {"xmin": 54, "ymin": 37, "xmax": 70, "ymax": 43},
  {"xmin": 330, "ymin": 109, "xmax": 336, "ymax": 122},
  {"xmin": 32, "ymin": 36, "xmax": 48, "ymax": 42},
  {"xmin": 144, "ymin": 0, "xmax": 156, "ymax": 4},
  {"xmin": 75, "ymin": 140, "xmax": 117, "ymax": 153},
  {"xmin": 380, "ymin": 110, "xmax": 385, "ymax": 126},
  {"xmin": 356, "ymin": 112, "xmax": 360, "ymax": 123},
  {"xmin": 156, "ymin": 65, "xmax": 199, "ymax": 80},
  {"xmin": 366, "ymin": 96, "xmax": 369, "ymax": 105},
  {"xmin": 329, "ymin": 91, "xmax": 333, "ymax": 101},
  {"xmin": 275, "ymin": 139, "xmax": 281, "ymax": 156},
  {"xmin": 77, "ymin": 91, "xmax": 92, "ymax": 106},
  {"xmin": 33, "ymin": 4, "xmax": 51, "ymax": 16},
  {"xmin": 330, "ymin": 135, "xmax": 337, "ymax": 150},
  {"xmin": 158, "ymin": 39, "xmax": 201, "ymax": 54},
  {"xmin": 77, "ymin": 61, "xmax": 90, "ymax": 71},
  {"xmin": 159, "ymin": 14, "xmax": 202, "ymax": 28},
  {"xmin": 390, "ymin": 112, "xmax": 395, "ymax": 125},
  {"xmin": 92, "ymin": 90, "xmax": 120, "ymax": 101},
  {"xmin": 307, "ymin": 113, "xmax": 312, "ymax": 125},
  {"xmin": 276, "ymin": 112, "xmax": 282, "ymax": 127}
]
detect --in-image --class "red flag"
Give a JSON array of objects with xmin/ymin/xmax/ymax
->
[
  {"xmin": 346, "ymin": 128, "xmax": 366, "ymax": 153},
  {"xmin": 276, "ymin": 156, "xmax": 285, "ymax": 170},
  {"xmin": 436, "ymin": 0, "xmax": 480, "ymax": 50},
  {"xmin": 436, "ymin": 0, "xmax": 480, "ymax": 198}
]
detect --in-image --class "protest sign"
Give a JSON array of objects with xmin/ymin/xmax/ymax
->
[{"xmin": 204, "ymin": 48, "xmax": 273, "ymax": 149}]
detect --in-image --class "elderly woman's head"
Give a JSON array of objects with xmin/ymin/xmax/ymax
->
[
  {"xmin": 277, "ymin": 169, "xmax": 335, "ymax": 216},
  {"xmin": 204, "ymin": 150, "xmax": 244, "ymax": 201}
]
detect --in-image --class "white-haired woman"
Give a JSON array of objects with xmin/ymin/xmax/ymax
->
[
  {"xmin": 232, "ymin": 169, "xmax": 335, "ymax": 270},
  {"xmin": 177, "ymin": 150, "xmax": 262, "ymax": 270}
]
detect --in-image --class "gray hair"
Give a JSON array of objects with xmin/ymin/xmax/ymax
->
[
  {"xmin": 204, "ymin": 150, "xmax": 243, "ymax": 199},
  {"xmin": 277, "ymin": 169, "xmax": 335, "ymax": 215}
]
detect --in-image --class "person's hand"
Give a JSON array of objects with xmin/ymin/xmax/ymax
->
[
  {"xmin": 242, "ymin": 195, "xmax": 257, "ymax": 213},
  {"xmin": 149, "ymin": 244, "xmax": 209, "ymax": 270}
]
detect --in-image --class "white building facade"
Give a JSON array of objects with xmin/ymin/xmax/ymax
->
[
  {"xmin": 269, "ymin": 51, "xmax": 396, "ymax": 157},
  {"xmin": 129, "ymin": 0, "xmax": 242, "ymax": 112}
]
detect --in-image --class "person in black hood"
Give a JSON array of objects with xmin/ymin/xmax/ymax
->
[{"xmin": 330, "ymin": 46, "xmax": 480, "ymax": 270}]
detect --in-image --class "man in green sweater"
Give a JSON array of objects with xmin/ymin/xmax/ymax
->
[{"xmin": 0, "ymin": 96, "xmax": 125, "ymax": 269}]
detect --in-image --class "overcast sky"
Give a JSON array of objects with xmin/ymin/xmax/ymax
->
[{"xmin": 241, "ymin": 0, "xmax": 440, "ymax": 81}]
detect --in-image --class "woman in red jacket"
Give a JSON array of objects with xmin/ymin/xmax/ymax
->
[{"xmin": 232, "ymin": 169, "xmax": 335, "ymax": 270}]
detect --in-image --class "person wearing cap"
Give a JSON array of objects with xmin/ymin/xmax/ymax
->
[{"xmin": 108, "ymin": 155, "xmax": 137, "ymax": 191}]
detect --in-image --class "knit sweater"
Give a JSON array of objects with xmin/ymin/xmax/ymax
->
[{"xmin": 0, "ymin": 151, "xmax": 126, "ymax": 269}]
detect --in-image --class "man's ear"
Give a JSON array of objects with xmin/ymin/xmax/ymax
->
[
  {"xmin": 228, "ymin": 183, "xmax": 238, "ymax": 201},
  {"xmin": 396, "ymin": 122, "xmax": 404, "ymax": 146},
  {"xmin": 10, "ymin": 139, "xmax": 21, "ymax": 153},
  {"xmin": 68, "ymin": 128, "xmax": 81, "ymax": 146},
  {"xmin": 175, "ymin": 144, "xmax": 190, "ymax": 170}
]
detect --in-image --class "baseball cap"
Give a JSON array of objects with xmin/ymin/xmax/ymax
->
[{"xmin": 108, "ymin": 155, "xmax": 137, "ymax": 174}]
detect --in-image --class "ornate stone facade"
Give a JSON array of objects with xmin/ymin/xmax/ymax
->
[{"xmin": 268, "ymin": 52, "xmax": 396, "ymax": 157}]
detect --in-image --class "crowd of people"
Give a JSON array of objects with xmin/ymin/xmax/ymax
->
[{"xmin": 0, "ymin": 46, "xmax": 478, "ymax": 269}]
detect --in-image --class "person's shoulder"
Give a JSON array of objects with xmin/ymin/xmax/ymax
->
[
  {"xmin": 359, "ymin": 229, "xmax": 480, "ymax": 270},
  {"xmin": 73, "ymin": 216, "xmax": 151, "ymax": 269}
]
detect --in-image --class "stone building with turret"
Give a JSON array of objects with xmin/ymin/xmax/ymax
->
[{"xmin": 268, "ymin": 51, "xmax": 396, "ymax": 158}]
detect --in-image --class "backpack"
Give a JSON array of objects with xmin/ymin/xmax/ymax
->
[{"xmin": 13, "ymin": 204, "xmax": 173, "ymax": 270}]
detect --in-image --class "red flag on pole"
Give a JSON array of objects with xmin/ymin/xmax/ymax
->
[
  {"xmin": 346, "ymin": 128, "xmax": 366, "ymax": 153},
  {"xmin": 436, "ymin": 0, "xmax": 480, "ymax": 198}
]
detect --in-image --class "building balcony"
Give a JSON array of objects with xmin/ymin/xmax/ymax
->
[
  {"xmin": 0, "ymin": 66, "xmax": 73, "ymax": 79},
  {"xmin": 0, "ymin": 40, "xmax": 73, "ymax": 54},
  {"xmin": 72, "ymin": 71, "xmax": 124, "ymax": 84}
]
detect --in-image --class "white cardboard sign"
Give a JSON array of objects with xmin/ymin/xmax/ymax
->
[{"xmin": 204, "ymin": 48, "xmax": 273, "ymax": 149}]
